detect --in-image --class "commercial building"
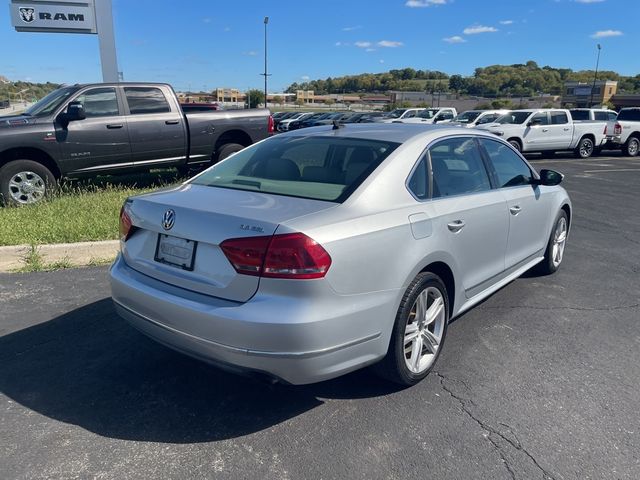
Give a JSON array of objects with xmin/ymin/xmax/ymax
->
[{"xmin": 561, "ymin": 80, "xmax": 617, "ymax": 107}]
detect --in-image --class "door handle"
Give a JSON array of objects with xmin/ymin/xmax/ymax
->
[
  {"xmin": 447, "ymin": 220, "xmax": 465, "ymax": 233},
  {"xmin": 106, "ymin": 124, "xmax": 123, "ymax": 129},
  {"xmin": 542, "ymin": 128, "xmax": 549, "ymax": 132},
  {"xmin": 509, "ymin": 205, "xmax": 522, "ymax": 215},
  {"xmin": 563, "ymin": 127, "xmax": 570, "ymax": 131},
  {"xmin": 165, "ymin": 120, "xmax": 180, "ymax": 125}
]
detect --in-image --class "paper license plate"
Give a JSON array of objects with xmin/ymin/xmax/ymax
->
[{"xmin": 154, "ymin": 234, "xmax": 197, "ymax": 271}]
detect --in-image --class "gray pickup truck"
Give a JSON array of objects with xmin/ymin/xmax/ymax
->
[{"xmin": 0, "ymin": 82, "xmax": 273, "ymax": 205}]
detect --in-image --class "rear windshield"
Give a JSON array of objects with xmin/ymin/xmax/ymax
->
[
  {"xmin": 617, "ymin": 109, "xmax": 640, "ymax": 121},
  {"xmin": 569, "ymin": 110, "xmax": 589, "ymax": 120},
  {"xmin": 191, "ymin": 136, "xmax": 400, "ymax": 202}
]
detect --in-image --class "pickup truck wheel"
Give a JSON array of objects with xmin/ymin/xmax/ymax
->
[
  {"xmin": 624, "ymin": 137, "xmax": 640, "ymax": 157},
  {"xmin": 0, "ymin": 160, "xmax": 56, "ymax": 207},
  {"xmin": 575, "ymin": 137, "xmax": 594, "ymax": 158},
  {"xmin": 508, "ymin": 139, "xmax": 522, "ymax": 152},
  {"xmin": 215, "ymin": 143, "xmax": 245, "ymax": 163}
]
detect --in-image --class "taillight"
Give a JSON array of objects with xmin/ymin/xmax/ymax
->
[
  {"xmin": 614, "ymin": 123, "xmax": 622, "ymax": 135},
  {"xmin": 268, "ymin": 115, "xmax": 275, "ymax": 133},
  {"xmin": 220, "ymin": 236, "xmax": 270, "ymax": 276},
  {"xmin": 220, "ymin": 232, "xmax": 331, "ymax": 279},
  {"xmin": 119, "ymin": 203, "xmax": 134, "ymax": 242}
]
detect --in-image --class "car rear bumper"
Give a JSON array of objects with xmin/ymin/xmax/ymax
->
[{"xmin": 109, "ymin": 255, "xmax": 394, "ymax": 384}]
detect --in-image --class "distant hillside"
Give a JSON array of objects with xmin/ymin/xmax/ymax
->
[
  {"xmin": 0, "ymin": 80, "xmax": 61, "ymax": 102},
  {"xmin": 286, "ymin": 61, "xmax": 640, "ymax": 96}
]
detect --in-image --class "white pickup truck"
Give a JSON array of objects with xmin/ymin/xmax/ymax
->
[
  {"xmin": 393, "ymin": 107, "xmax": 457, "ymax": 124},
  {"xmin": 449, "ymin": 109, "xmax": 509, "ymax": 128},
  {"xmin": 605, "ymin": 107, "xmax": 640, "ymax": 157},
  {"xmin": 376, "ymin": 108, "xmax": 425, "ymax": 123},
  {"xmin": 476, "ymin": 109, "xmax": 607, "ymax": 158}
]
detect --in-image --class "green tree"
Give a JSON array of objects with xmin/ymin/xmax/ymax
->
[
  {"xmin": 246, "ymin": 89, "xmax": 264, "ymax": 108},
  {"xmin": 448, "ymin": 74, "xmax": 467, "ymax": 95},
  {"xmin": 295, "ymin": 98, "xmax": 305, "ymax": 107},
  {"xmin": 324, "ymin": 98, "xmax": 335, "ymax": 106},
  {"xmin": 272, "ymin": 95, "xmax": 283, "ymax": 106}
]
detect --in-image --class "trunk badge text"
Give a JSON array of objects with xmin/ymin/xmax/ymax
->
[
  {"xmin": 162, "ymin": 209, "xmax": 176, "ymax": 230},
  {"xmin": 240, "ymin": 224, "xmax": 264, "ymax": 233}
]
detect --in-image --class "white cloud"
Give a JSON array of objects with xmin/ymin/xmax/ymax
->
[
  {"xmin": 342, "ymin": 25, "xmax": 362, "ymax": 31},
  {"xmin": 335, "ymin": 41, "xmax": 349, "ymax": 46},
  {"xmin": 366, "ymin": 48, "xmax": 376, "ymax": 52},
  {"xmin": 443, "ymin": 35, "xmax": 466, "ymax": 43},
  {"xmin": 355, "ymin": 41, "xmax": 372, "ymax": 48},
  {"xmin": 591, "ymin": 29, "xmax": 623, "ymax": 38},
  {"xmin": 405, "ymin": 0, "xmax": 449, "ymax": 7},
  {"xmin": 377, "ymin": 40, "xmax": 403, "ymax": 47},
  {"xmin": 575, "ymin": 0, "xmax": 605, "ymax": 3},
  {"xmin": 301, "ymin": 75, "xmax": 310, "ymax": 80},
  {"xmin": 202, "ymin": 18, "xmax": 211, "ymax": 23},
  {"xmin": 379, "ymin": 60, "xmax": 385, "ymax": 64},
  {"xmin": 243, "ymin": 51, "xmax": 258, "ymax": 56},
  {"xmin": 223, "ymin": 26, "xmax": 231, "ymax": 32},
  {"xmin": 463, "ymin": 25, "xmax": 498, "ymax": 34},
  {"xmin": 499, "ymin": 20, "xmax": 513, "ymax": 25}
]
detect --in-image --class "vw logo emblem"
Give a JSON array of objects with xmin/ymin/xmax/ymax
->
[{"xmin": 162, "ymin": 209, "xmax": 175, "ymax": 231}]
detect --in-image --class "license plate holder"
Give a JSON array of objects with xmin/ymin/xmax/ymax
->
[{"xmin": 154, "ymin": 234, "xmax": 197, "ymax": 271}]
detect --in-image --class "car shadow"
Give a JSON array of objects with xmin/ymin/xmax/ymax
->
[{"xmin": 0, "ymin": 299, "xmax": 403, "ymax": 443}]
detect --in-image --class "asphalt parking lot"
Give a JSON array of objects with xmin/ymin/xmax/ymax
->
[{"xmin": 1, "ymin": 153, "xmax": 639, "ymax": 480}]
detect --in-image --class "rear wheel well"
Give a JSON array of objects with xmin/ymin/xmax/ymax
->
[
  {"xmin": 214, "ymin": 130, "xmax": 252, "ymax": 155},
  {"xmin": 0, "ymin": 148, "xmax": 61, "ymax": 179},
  {"xmin": 579, "ymin": 133, "xmax": 595, "ymax": 143},
  {"xmin": 421, "ymin": 261, "xmax": 455, "ymax": 317},
  {"xmin": 561, "ymin": 203, "xmax": 571, "ymax": 228}
]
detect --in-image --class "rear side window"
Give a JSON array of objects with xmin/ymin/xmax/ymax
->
[
  {"xmin": 570, "ymin": 110, "xmax": 589, "ymax": 121},
  {"xmin": 191, "ymin": 136, "xmax": 400, "ymax": 202},
  {"xmin": 74, "ymin": 88, "xmax": 119, "ymax": 118},
  {"xmin": 429, "ymin": 137, "xmax": 491, "ymax": 198},
  {"xmin": 408, "ymin": 157, "xmax": 428, "ymax": 200},
  {"xmin": 480, "ymin": 138, "xmax": 532, "ymax": 187},
  {"xmin": 551, "ymin": 112, "xmax": 568, "ymax": 125},
  {"xmin": 617, "ymin": 109, "xmax": 640, "ymax": 121},
  {"xmin": 124, "ymin": 87, "xmax": 171, "ymax": 115}
]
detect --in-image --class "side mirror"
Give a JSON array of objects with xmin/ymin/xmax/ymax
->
[
  {"xmin": 66, "ymin": 101, "xmax": 86, "ymax": 121},
  {"xmin": 527, "ymin": 118, "xmax": 542, "ymax": 127},
  {"xmin": 533, "ymin": 169, "xmax": 564, "ymax": 186}
]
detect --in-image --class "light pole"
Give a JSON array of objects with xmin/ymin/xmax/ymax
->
[
  {"xmin": 261, "ymin": 16, "xmax": 271, "ymax": 108},
  {"xmin": 590, "ymin": 43, "xmax": 602, "ymax": 107}
]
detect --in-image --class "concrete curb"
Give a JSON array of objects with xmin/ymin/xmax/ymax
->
[{"xmin": 0, "ymin": 240, "xmax": 119, "ymax": 272}]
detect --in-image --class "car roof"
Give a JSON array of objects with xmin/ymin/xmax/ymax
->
[{"xmin": 282, "ymin": 123, "xmax": 495, "ymax": 143}]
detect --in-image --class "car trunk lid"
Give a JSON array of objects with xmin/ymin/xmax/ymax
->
[{"xmin": 122, "ymin": 183, "xmax": 337, "ymax": 302}]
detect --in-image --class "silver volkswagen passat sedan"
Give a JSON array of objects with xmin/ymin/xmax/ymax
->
[{"xmin": 110, "ymin": 124, "xmax": 571, "ymax": 386}]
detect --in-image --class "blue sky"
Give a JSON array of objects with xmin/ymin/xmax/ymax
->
[{"xmin": 1, "ymin": 0, "xmax": 637, "ymax": 92}]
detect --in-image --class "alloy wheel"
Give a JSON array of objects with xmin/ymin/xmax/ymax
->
[
  {"xmin": 552, "ymin": 217, "xmax": 567, "ymax": 268},
  {"xmin": 8, "ymin": 171, "xmax": 46, "ymax": 205},
  {"xmin": 403, "ymin": 287, "xmax": 446, "ymax": 374}
]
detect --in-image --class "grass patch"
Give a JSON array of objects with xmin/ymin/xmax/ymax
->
[{"xmin": 0, "ymin": 170, "xmax": 184, "ymax": 246}]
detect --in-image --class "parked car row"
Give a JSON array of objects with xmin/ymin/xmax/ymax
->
[{"xmin": 271, "ymin": 110, "xmax": 387, "ymax": 132}]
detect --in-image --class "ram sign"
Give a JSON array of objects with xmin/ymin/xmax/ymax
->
[{"xmin": 9, "ymin": 0, "xmax": 97, "ymax": 34}]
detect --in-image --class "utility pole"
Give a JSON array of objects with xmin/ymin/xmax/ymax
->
[
  {"xmin": 260, "ymin": 17, "xmax": 271, "ymax": 108},
  {"xmin": 590, "ymin": 43, "xmax": 602, "ymax": 107}
]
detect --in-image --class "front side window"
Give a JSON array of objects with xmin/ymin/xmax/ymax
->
[
  {"xmin": 477, "ymin": 113, "xmax": 500, "ymax": 125},
  {"xmin": 551, "ymin": 112, "xmax": 568, "ymax": 125},
  {"xmin": 497, "ymin": 112, "xmax": 531, "ymax": 125},
  {"xmin": 454, "ymin": 111, "xmax": 481, "ymax": 124},
  {"xmin": 191, "ymin": 136, "xmax": 400, "ymax": 202},
  {"xmin": 124, "ymin": 87, "xmax": 171, "ymax": 115},
  {"xmin": 429, "ymin": 137, "xmax": 491, "ymax": 198},
  {"xmin": 480, "ymin": 138, "xmax": 532, "ymax": 188},
  {"xmin": 74, "ymin": 88, "xmax": 119, "ymax": 118}
]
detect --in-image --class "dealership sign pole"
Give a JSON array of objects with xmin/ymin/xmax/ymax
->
[{"xmin": 9, "ymin": 0, "xmax": 120, "ymax": 82}]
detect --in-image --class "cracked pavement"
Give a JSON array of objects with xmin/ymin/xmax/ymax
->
[{"xmin": 1, "ymin": 154, "xmax": 639, "ymax": 479}]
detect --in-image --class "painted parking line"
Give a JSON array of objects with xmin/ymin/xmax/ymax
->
[{"xmin": 583, "ymin": 168, "xmax": 640, "ymax": 173}]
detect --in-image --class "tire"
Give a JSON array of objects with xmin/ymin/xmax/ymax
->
[
  {"xmin": 623, "ymin": 136, "xmax": 639, "ymax": 157},
  {"xmin": 508, "ymin": 139, "xmax": 522, "ymax": 152},
  {"xmin": 374, "ymin": 272, "xmax": 449, "ymax": 386},
  {"xmin": 535, "ymin": 210, "xmax": 569, "ymax": 275},
  {"xmin": 0, "ymin": 160, "xmax": 56, "ymax": 207},
  {"xmin": 574, "ymin": 137, "xmax": 594, "ymax": 159},
  {"xmin": 215, "ymin": 143, "xmax": 245, "ymax": 163}
]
